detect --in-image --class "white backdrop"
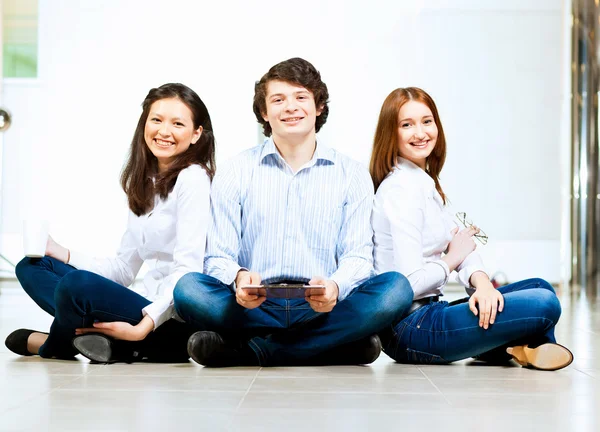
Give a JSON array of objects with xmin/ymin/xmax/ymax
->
[{"xmin": 0, "ymin": 0, "xmax": 564, "ymax": 283}]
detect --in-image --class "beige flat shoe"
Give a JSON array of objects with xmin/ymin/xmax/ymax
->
[{"xmin": 506, "ymin": 343, "xmax": 573, "ymax": 371}]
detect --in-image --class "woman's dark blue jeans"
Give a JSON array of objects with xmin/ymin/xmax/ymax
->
[
  {"xmin": 15, "ymin": 256, "xmax": 191, "ymax": 361},
  {"xmin": 382, "ymin": 278, "xmax": 562, "ymax": 364}
]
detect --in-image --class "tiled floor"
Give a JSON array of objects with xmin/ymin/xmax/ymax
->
[{"xmin": 0, "ymin": 280, "xmax": 598, "ymax": 432}]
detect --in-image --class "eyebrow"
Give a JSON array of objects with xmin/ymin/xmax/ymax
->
[
  {"xmin": 268, "ymin": 90, "xmax": 310, "ymax": 99},
  {"xmin": 399, "ymin": 115, "xmax": 433, "ymax": 122},
  {"xmin": 150, "ymin": 113, "xmax": 186, "ymax": 121}
]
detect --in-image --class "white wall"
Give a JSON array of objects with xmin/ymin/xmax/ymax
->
[{"xmin": 1, "ymin": 0, "xmax": 563, "ymax": 283}]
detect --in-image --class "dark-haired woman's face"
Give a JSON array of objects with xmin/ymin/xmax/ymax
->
[
  {"xmin": 144, "ymin": 98, "xmax": 202, "ymax": 172},
  {"xmin": 397, "ymin": 100, "xmax": 438, "ymax": 170}
]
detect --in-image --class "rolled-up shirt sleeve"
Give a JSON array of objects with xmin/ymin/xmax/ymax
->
[
  {"xmin": 456, "ymin": 250, "xmax": 487, "ymax": 295},
  {"xmin": 69, "ymin": 212, "xmax": 144, "ymax": 288}
]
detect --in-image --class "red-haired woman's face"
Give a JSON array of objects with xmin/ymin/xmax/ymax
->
[{"xmin": 397, "ymin": 100, "xmax": 438, "ymax": 169}]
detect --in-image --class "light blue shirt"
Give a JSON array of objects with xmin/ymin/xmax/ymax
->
[{"xmin": 204, "ymin": 137, "xmax": 375, "ymax": 300}]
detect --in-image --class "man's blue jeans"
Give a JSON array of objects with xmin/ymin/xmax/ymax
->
[
  {"xmin": 173, "ymin": 272, "xmax": 413, "ymax": 366},
  {"xmin": 15, "ymin": 256, "xmax": 192, "ymax": 361},
  {"xmin": 382, "ymin": 278, "xmax": 562, "ymax": 364}
]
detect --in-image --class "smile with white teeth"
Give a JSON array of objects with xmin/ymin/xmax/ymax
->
[
  {"xmin": 282, "ymin": 117, "xmax": 303, "ymax": 122},
  {"xmin": 410, "ymin": 140, "xmax": 429, "ymax": 148},
  {"xmin": 154, "ymin": 138, "xmax": 174, "ymax": 148}
]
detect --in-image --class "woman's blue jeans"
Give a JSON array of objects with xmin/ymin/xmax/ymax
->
[
  {"xmin": 382, "ymin": 278, "xmax": 562, "ymax": 364},
  {"xmin": 173, "ymin": 272, "xmax": 413, "ymax": 366},
  {"xmin": 15, "ymin": 256, "xmax": 192, "ymax": 361}
]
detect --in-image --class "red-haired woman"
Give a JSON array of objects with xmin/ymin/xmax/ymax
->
[{"xmin": 370, "ymin": 87, "xmax": 572, "ymax": 370}]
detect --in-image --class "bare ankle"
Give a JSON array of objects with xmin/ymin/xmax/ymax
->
[{"xmin": 27, "ymin": 332, "xmax": 48, "ymax": 355}]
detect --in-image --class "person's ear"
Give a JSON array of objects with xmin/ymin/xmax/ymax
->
[{"xmin": 191, "ymin": 126, "xmax": 203, "ymax": 145}]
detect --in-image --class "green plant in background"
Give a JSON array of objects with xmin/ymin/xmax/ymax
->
[{"xmin": 3, "ymin": 0, "xmax": 38, "ymax": 78}]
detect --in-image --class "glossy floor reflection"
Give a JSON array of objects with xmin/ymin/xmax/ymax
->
[{"xmin": 0, "ymin": 281, "xmax": 598, "ymax": 432}]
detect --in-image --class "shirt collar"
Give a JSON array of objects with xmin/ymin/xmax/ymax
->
[
  {"xmin": 395, "ymin": 157, "xmax": 435, "ymax": 189},
  {"xmin": 259, "ymin": 136, "xmax": 336, "ymax": 166}
]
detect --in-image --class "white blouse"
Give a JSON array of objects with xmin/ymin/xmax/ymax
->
[
  {"xmin": 372, "ymin": 158, "xmax": 485, "ymax": 300},
  {"xmin": 69, "ymin": 164, "xmax": 211, "ymax": 329}
]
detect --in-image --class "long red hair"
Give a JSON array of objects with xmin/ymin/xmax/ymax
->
[{"xmin": 369, "ymin": 87, "xmax": 447, "ymax": 203}]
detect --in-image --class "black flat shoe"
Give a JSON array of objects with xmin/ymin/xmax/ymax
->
[
  {"xmin": 187, "ymin": 331, "xmax": 259, "ymax": 367},
  {"xmin": 5, "ymin": 329, "xmax": 47, "ymax": 356},
  {"xmin": 72, "ymin": 334, "xmax": 142, "ymax": 364},
  {"xmin": 307, "ymin": 334, "xmax": 383, "ymax": 366}
]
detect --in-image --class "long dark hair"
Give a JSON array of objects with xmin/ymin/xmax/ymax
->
[
  {"xmin": 121, "ymin": 83, "xmax": 216, "ymax": 216},
  {"xmin": 369, "ymin": 87, "xmax": 447, "ymax": 203}
]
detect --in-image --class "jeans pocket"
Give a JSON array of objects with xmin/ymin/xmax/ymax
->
[
  {"xmin": 414, "ymin": 304, "xmax": 434, "ymax": 328},
  {"xmin": 405, "ymin": 348, "xmax": 448, "ymax": 365}
]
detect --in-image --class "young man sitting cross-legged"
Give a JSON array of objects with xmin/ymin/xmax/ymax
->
[{"xmin": 173, "ymin": 57, "xmax": 413, "ymax": 367}]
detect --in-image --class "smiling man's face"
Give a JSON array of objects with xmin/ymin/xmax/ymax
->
[{"xmin": 262, "ymin": 80, "xmax": 322, "ymax": 142}]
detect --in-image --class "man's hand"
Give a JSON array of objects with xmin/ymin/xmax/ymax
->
[
  {"xmin": 468, "ymin": 272, "xmax": 504, "ymax": 330},
  {"xmin": 75, "ymin": 316, "xmax": 154, "ymax": 341},
  {"xmin": 235, "ymin": 270, "xmax": 266, "ymax": 309},
  {"xmin": 305, "ymin": 277, "xmax": 339, "ymax": 313}
]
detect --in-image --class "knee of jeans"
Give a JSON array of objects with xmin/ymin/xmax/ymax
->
[
  {"xmin": 55, "ymin": 270, "xmax": 95, "ymax": 301},
  {"xmin": 381, "ymin": 272, "xmax": 414, "ymax": 317},
  {"xmin": 530, "ymin": 278, "xmax": 556, "ymax": 295},
  {"xmin": 16, "ymin": 256, "xmax": 58, "ymax": 282},
  {"xmin": 173, "ymin": 272, "xmax": 208, "ymax": 317},
  {"xmin": 15, "ymin": 256, "xmax": 42, "ymax": 282},
  {"xmin": 15, "ymin": 257, "xmax": 36, "ymax": 295},
  {"xmin": 535, "ymin": 288, "xmax": 562, "ymax": 325},
  {"xmin": 15, "ymin": 257, "xmax": 31, "ymax": 284}
]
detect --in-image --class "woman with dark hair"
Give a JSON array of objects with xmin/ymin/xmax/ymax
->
[
  {"xmin": 5, "ymin": 83, "xmax": 215, "ymax": 363},
  {"xmin": 370, "ymin": 87, "xmax": 573, "ymax": 370}
]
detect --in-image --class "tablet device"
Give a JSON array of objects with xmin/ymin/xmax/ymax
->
[{"xmin": 241, "ymin": 284, "xmax": 326, "ymax": 299}]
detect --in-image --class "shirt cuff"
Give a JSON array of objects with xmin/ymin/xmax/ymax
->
[
  {"xmin": 67, "ymin": 250, "xmax": 93, "ymax": 271},
  {"xmin": 142, "ymin": 299, "xmax": 174, "ymax": 330},
  {"xmin": 228, "ymin": 266, "xmax": 249, "ymax": 293},
  {"xmin": 430, "ymin": 260, "xmax": 450, "ymax": 287},
  {"xmin": 457, "ymin": 265, "xmax": 488, "ymax": 289},
  {"xmin": 214, "ymin": 262, "xmax": 245, "ymax": 287},
  {"xmin": 329, "ymin": 276, "xmax": 351, "ymax": 301}
]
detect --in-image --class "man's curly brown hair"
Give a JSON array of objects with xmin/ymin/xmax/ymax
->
[{"xmin": 253, "ymin": 57, "xmax": 330, "ymax": 137}]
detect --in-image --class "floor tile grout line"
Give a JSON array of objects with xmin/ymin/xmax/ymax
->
[
  {"xmin": 417, "ymin": 366, "xmax": 452, "ymax": 406},
  {"xmin": 234, "ymin": 367, "xmax": 261, "ymax": 412},
  {"xmin": 574, "ymin": 368, "xmax": 597, "ymax": 379},
  {"xmin": 53, "ymin": 389, "xmax": 250, "ymax": 393},
  {"xmin": 0, "ymin": 373, "xmax": 85, "ymax": 416}
]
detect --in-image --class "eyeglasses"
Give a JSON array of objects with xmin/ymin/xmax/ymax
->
[{"xmin": 455, "ymin": 212, "xmax": 488, "ymax": 245}]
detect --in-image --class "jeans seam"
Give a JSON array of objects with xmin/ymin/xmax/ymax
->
[
  {"xmin": 405, "ymin": 347, "xmax": 447, "ymax": 364},
  {"xmin": 399, "ymin": 307, "xmax": 425, "ymax": 328},
  {"xmin": 89, "ymin": 310, "xmax": 140, "ymax": 325},
  {"xmin": 248, "ymin": 338, "xmax": 265, "ymax": 366},
  {"xmin": 387, "ymin": 322, "xmax": 407, "ymax": 359},
  {"xmin": 499, "ymin": 280, "xmax": 549, "ymax": 295},
  {"xmin": 406, "ymin": 316, "xmax": 555, "ymax": 334}
]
